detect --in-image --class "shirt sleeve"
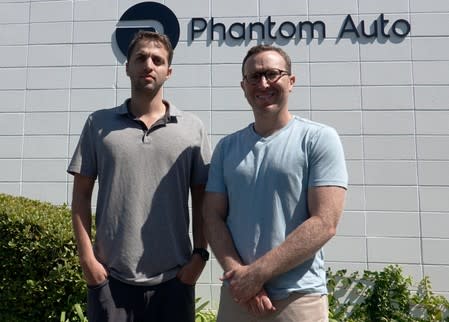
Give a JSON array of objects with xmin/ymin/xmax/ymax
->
[
  {"xmin": 205, "ymin": 139, "xmax": 227, "ymax": 193},
  {"xmin": 67, "ymin": 114, "xmax": 98, "ymax": 178},
  {"xmin": 308, "ymin": 126, "xmax": 348, "ymax": 188},
  {"xmin": 190, "ymin": 119, "xmax": 211, "ymax": 186}
]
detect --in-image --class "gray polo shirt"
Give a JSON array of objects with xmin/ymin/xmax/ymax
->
[{"xmin": 68, "ymin": 100, "xmax": 211, "ymax": 285}]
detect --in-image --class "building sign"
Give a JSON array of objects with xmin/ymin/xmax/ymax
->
[{"xmin": 116, "ymin": 2, "xmax": 411, "ymax": 57}]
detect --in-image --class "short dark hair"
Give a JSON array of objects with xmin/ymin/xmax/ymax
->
[
  {"xmin": 241, "ymin": 45, "xmax": 292, "ymax": 76},
  {"xmin": 126, "ymin": 31, "xmax": 174, "ymax": 65}
]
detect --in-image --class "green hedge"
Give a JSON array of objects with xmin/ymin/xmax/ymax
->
[
  {"xmin": 2, "ymin": 193, "xmax": 449, "ymax": 322},
  {"xmin": 0, "ymin": 193, "xmax": 85, "ymax": 322}
]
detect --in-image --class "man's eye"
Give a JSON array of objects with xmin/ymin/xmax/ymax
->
[
  {"xmin": 265, "ymin": 70, "xmax": 279, "ymax": 79},
  {"xmin": 249, "ymin": 73, "xmax": 260, "ymax": 81}
]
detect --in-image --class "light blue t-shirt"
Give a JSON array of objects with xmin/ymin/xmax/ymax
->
[{"xmin": 206, "ymin": 116, "xmax": 348, "ymax": 300}]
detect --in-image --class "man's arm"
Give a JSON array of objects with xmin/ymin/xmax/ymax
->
[
  {"xmin": 203, "ymin": 191, "xmax": 275, "ymax": 315},
  {"xmin": 202, "ymin": 191, "xmax": 242, "ymax": 272},
  {"xmin": 71, "ymin": 173, "xmax": 107, "ymax": 286},
  {"xmin": 176, "ymin": 184, "xmax": 208, "ymax": 285},
  {"xmin": 225, "ymin": 186, "xmax": 346, "ymax": 302}
]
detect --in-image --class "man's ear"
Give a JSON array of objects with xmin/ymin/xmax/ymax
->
[
  {"xmin": 289, "ymin": 75, "xmax": 296, "ymax": 91},
  {"xmin": 166, "ymin": 66, "xmax": 173, "ymax": 79}
]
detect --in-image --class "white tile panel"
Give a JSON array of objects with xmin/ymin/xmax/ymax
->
[
  {"xmin": 70, "ymin": 89, "xmax": 117, "ymax": 111},
  {"xmin": 363, "ymin": 111, "xmax": 415, "ymax": 135},
  {"xmin": 346, "ymin": 160, "xmax": 364, "ymax": 185},
  {"xmin": 166, "ymin": 64, "xmax": 211, "ymax": 87},
  {"xmin": 415, "ymin": 86, "xmax": 449, "ymax": 109},
  {"xmin": 365, "ymin": 186, "xmax": 419, "ymax": 212},
  {"xmin": 311, "ymin": 86, "xmax": 361, "ymax": 110},
  {"xmin": 26, "ymin": 89, "xmax": 69, "ymax": 112},
  {"xmin": 0, "ymin": 46, "xmax": 27, "ymax": 68},
  {"xmin": 28, "ymin": 45, "xmax": 72, "ymax": 67},
  {"xmin": 22, "ymin": 159, "xmax": 68, "ymax": 182},
  {"xmin": 413, "ymin": 37, "xmax": 449, "ymax": 61},
  {"xmin": 411, "ymin": 13, "xmax": 449, "ymax": 37},
  {"xmin": 0, "ymin": 90, "xmax": 25, "ymax": 112},
  {"xmin": 310, "ymin": 38, "xmax": 359, "ymax": 62},
  {"xmin": 164, "ymin": 88, "xmax": 211, "ymax": 111},
  {"xmin": 366, "ymin": 212, "xmax": 420, "ymax": 237},
  {"xmin": 361, "ymin": 62, "xmax": 412, "ymax": 86},
  {"xmin": 71, "ymin": 66, "xmax": 117, "ymax": 89},
  {"xmin": 165, "ymin": 0, "xmax": 209, "ymax": 18},
  {"xmin": 359, "ymin": 0, "xmax": 409, "ymax": 13},
  {"xmin": 0, "ymin": 24, "xmax": 28, "ymax": 46},
  {"xmin": 29, "ymin": 22, "xmax": 73, "ymax": 44},
  {"xmin": 416, "ymin": 112, "xmax": 449, "ymax": 135},
  {"xmin": 324, "ymin": 236, "xmax": 367, "ymax": 262},
  {"xmin": 22, "ymin": 182, "xmax": 68, "ymax": 205},
  {"xmin": 421, "ymin": 213, "xmax": 449, "ymax": 239},
  {"xmin": 260, "ymin": 0, "xmax": 308, "ymax": 16},
  {"xmin": 311, "ymin": 111, "xmax": 362, "ymax": 135},
  {"xmin": 24, "ymin": 112, "xmax": 69, "ymax": 135},
  {"xmin": 73, "ymin": 44, "xmax": 118, "ymax": 66},
  {"xmin": 172, "ymin": 41, "xmax": 211, "ymax": 65},
  {"xmin": 420, "ymin": 187, "xmax": 449, "ymax": 212},
  {"xmin": 310, "ymin": 62, "xmax": 360, "ymax": 86},
  {"xmin": 211, "ymin": 64, "xmax": 241, "ymax": 87},
  {"xmin": 0, "ymin": 136, "xmax": 23, "ymax": 158},
  {"xmin": 211, "ymin": 0, "xmax": 257, "ymax": 17},
  {"xmin": 0, "ymin": 68, "xmax": 26, "ymax": 90},
  {"xmin": 74, "ymin": 0, "xmax": 118, "ymax": 21},
  {"xmin": 361, "ymin": 86, "xmax": 414, "ymax": 110},
  {"xmin": 417, "ymin": 136, "xmax": 449, "ymax": 160},
  {"xmin": 413, "ymin": 61, "xmax": 449, "ymax": 85},
  {"xmin": 340, "ymin": 135, "xmax": 363, "ymax": 160},
  {"xmin": 23, "ymin": 136, "xmax": 68, "ymax": 159},
  {"xmin": 309, "ymin": 0, "xmax": 358, "ymax": 15},
  {"xmin": 30, "ymin": 0, "xmax": 73, "ymax": 23},
  {"xmin": 422, "ymin": 239, "xmax": 449, "ymax": 265},
  {"xmin": 0, "ymin": 2, "xmax": 29, "ymax": 24},
  {"xmin": 74, "ymin": 21, "xmax": 118, "ymax": 43},
  {"xmin": 365, "ymin": 160, "xmax": 417, "ymax": 185},
  {"xmin": 27, "ymin": 67, "xmax": 71, "ymax": 90},
  {"xmin": 423, "ymin": 266, "xmax": 449, "ymax": 293},
  {"xmin": 359, "ymin": 38, "xmax": 412, "ymax": 61},
  {"xmin": 211, "ymin": 110, "xmax": 254, "ymax": 135},
  {"xmin": 0, "ymin": 113, "xmax": 24, "ymax": 135},
  {"xmin": 367, "ymin": 237, "xmax": 421, "ymax": 263},
  {"xmin": 364, "ymin": 136, "xmax": 416, "ymax": 160},
  {"xmin": 337, "ymin": 211, "xmax": 365, "ymax": 236},
  {"xmin": 0, "ymin": 159, "xmax": 22, "ymax": 181},
  {"xmin": 211, "ymin": 87, "xmax": 247, "ymax": 110},
  {"xmin": 345, "ymin": 185, "xmax": 365, "ymax": 211}
]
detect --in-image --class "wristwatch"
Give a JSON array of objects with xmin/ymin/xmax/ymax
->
[{"xmin": 192, "ymin": 248, "xmax": 210, "ymax": 262}]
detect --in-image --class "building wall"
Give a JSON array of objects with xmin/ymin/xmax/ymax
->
[{"xmin": 1, "ymin": 0, "xmax": 448, "ymax": 306}]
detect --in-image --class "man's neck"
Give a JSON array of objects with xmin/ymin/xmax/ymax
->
[
  {"xmin": 129, "ymin": 90, "xmax": 166, "ymax": 119},
  {"xmin": 253, "ymin": 110, "xmax": 292, "ymax": 137}
]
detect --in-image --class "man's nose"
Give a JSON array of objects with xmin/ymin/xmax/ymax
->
[{"xmin": 143, "ymin": 58, "xmax": 155, "ymax": 70}]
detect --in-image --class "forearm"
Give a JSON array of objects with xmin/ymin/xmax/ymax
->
[
  {"xmin": 71, "ymin": 196, "xmax": 95, "ymax": 265},
  {"xmin": 191, "ymin": 185, "xmax": 207, "ymax": 249},
  {"xmin": 253, "ymin": 215, "xmax": 337, "ymax": 282},
  {"xmin": 253, "ymin": 186, "xmax": 346, "ymax": 283},
  {"xmin": 203, "ymin": 211, "xmax": 243, "ymax": 272}
]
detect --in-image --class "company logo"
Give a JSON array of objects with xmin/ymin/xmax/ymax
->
[{"xmin": 115, "ymin": 2, "xmax": 180, "ymax": 57}]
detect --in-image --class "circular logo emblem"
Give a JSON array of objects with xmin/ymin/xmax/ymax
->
[{"xmin": 116, "ymin": 2, "xmax": 180, "ymax": 57}]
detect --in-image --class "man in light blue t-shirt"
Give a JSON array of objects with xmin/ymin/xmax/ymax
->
[{"xmin": 204, "ymin": 45, "xmax": 348, "ymax": 322}]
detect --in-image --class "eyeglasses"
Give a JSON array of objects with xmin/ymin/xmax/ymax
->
[{"xmin": 243, "ymin": 68, "xmax": 290, "ymax": 85}]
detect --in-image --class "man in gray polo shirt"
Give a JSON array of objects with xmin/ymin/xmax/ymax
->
[{"xmin": 68, "ymin": 31, "xmax": 211, "ymax": 322}]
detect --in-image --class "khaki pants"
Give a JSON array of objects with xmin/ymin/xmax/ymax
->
[{"xmin": 217, "ymin": 285, "xmax": 329, "ymax": 322}]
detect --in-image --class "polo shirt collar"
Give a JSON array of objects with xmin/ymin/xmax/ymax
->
[{"xmin": 116, "ymin": 98, "xmax": 183, "ymax": 119}]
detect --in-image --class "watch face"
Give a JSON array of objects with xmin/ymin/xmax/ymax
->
[{"xmin": 194, "ymin": 248, "xmax": 209, "ymax": 261}]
